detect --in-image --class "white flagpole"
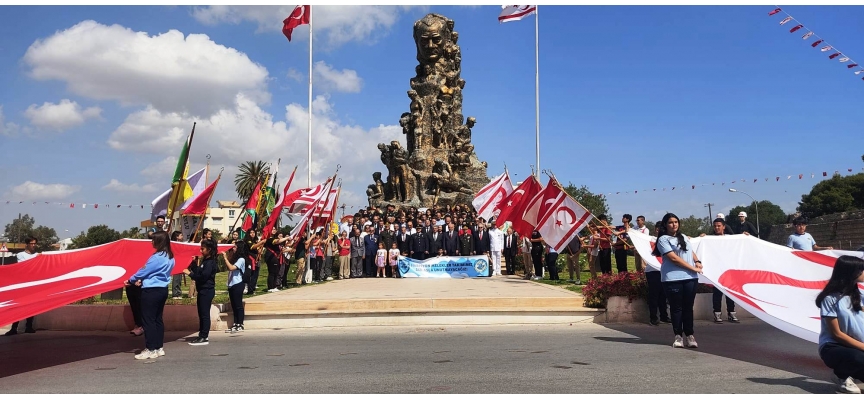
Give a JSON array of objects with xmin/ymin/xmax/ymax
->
[
  {"xmin": 534, "ymin": 6, "xmax": 540, "ymax": 178},
  {"xmin": 308, "ymin": 6, "xmax": 313, "ymax": 187}
]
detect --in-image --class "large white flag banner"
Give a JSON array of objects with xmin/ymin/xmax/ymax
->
[
  {"xmin": 629, "ymin": 230, "xmax": 864, "ymax": 343},
  {"xmin": 472, "ymin": 172, "xmax": 513, "ymax": 221}
]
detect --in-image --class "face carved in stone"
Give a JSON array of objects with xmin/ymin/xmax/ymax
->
[{"xmin": 414, "ymin": 15, "xmax": 450, "ymax": 63}]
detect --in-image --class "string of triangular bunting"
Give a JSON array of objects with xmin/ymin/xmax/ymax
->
[
  {"xmin": 600, "ymin": 167, "xmax": 863, "ymax": 197},
  {"xmin": 0, "ymin": 202, "xmax": 147, "ymax": 209},
  {"xmin": 769, "ymin": 6, "xmax": 863, "ymax": 81}
]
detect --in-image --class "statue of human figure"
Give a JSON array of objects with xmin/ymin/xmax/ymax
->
[
  {"xmin": 390, "ymin": 141, "xmax": 410, "ymax": 202},
  {"xmin": 366, "ymin": 172, "xmax": 385, "ymax": 206},
  {"xmin": 378, "ymin": 143, "xmax": 395, "ymax": 199}
]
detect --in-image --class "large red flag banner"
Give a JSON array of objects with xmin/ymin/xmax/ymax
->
[{"xmin": 0, "ymin": 240, "xmax": 232, "ymax": 328}]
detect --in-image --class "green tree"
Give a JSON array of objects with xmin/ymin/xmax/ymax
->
[
  {"xmin": 234, "ymin": 160, "xmax": 269, "ymax": 201},
  {"xmin": 3, "ymin": 214, "xmax": 58, "ymax": 252},
  {"xmin": 725, "ymin": 200, "xmax": 788, "ymax": 238},
  {"xmin": 797, "ymin": 173, "xmax": 864, "ymax": 219},
  {"xmin": 562, "ymin": 183, "xmax": 609, "ymax": 218},
  {"xmin": 69, "ymin": 225, "xmax": 121, "ymax": 249},
  {"xmin": 677, "ymin": 215, "xmax": 709, "ymax": 237},
  {"xmin": 210, "ymin": 229, "xmax": 224, "ymax": 243},
  {"xmin": 119, "ymin": 226, "xmax": 145, "ymax": 239}
]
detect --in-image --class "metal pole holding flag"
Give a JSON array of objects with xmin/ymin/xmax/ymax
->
[
  {"xmin": 308, "ymin": 6, "xmax": 313, "ymax": 187},
  {"xmin": 534, "ymin": 5, "xmax": 540, "ymax": 178}
]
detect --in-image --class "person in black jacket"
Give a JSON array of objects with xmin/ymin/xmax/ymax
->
[
  {"xmin": 427, "ymin": 225, "xmax": 445, "ymax": 257},
  {"xmin": 183, "ymin": 239, "xmax": 218, "ymax": 345},
  {"xmin": 735, "ymin": 212, "xmax": 759, "ymax": 238},
  {"xmin": 473, "ymin": 224, "xmax": 491, "ymax": 256},
  {"xmin": 444, "ymin": 223, "xmax": 459, "ymax": 256},
  {"xmin": 502, "ymin": 228, "xmax": 519, "ymax": 275},
  {"xmin": 411, "ymin": 229, "xmax": 429, "ymax": 260}
]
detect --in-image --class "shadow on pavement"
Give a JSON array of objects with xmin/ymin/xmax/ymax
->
[
  {"xmin": 594, "ymin": 320, "xmax": 832, "ymax": 394},
  {"xmin": 0, "ymin": 330, "xmax": 192, "ymax": 379},
  {"xmin": 747, "ymin": 377, "xmax": 835, "ymax": 394}
]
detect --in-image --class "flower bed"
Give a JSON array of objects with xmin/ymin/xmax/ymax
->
[{"xmin": 582, "ymin": 272, "xmax": 713, "ymax": 308}]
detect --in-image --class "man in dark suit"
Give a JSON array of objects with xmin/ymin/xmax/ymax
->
[
  {"xmin": 396, "ymin": 226, "xmax": 412, "ymax": 256},
  {"xmin": 444, "ymin": 222, "xmax": 459, "ymax": 256},
  {"xmin": 350, "ymin": 228, "xmax": 365, "ymax": 278},
  {"xmin": 363, "ymin": 226, "xmax": 379, "ymax": 277},
  {"xmin": 411, "ymin": 229, "xmax": 429, "ymax": 260},
  {"xmin": 427, "ymin": 224, "xmax": 444, "ymax": 257},
  {"xmin": 502, "ymin": 227, "xmax": 519, "ymax": 275},
  {"xmin": 473, "ymin": 224, "xmax": 490, "ymax": 256}
]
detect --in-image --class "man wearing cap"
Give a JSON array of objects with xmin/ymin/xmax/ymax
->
[{"xmin": 736, "ymin": 212, "xmax": 758, "ymax": 237}]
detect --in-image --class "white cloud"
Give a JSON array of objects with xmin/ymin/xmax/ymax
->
[
  {"xmin": 24, "ymin": 99, "xmax": 102, "ymax": 131},
  {"xmin": 286, "ymin": 68, "xmax": 304, "ymax": 83},
  {"xmin": 101, "ymin": 179, "xmax": 159, "ymax": 193},
  {"xmin": 23, "ymin": 20, "xmax": 270, "ymax": 116},
  {"xmin": 313, "ymin": 61, "xmax": 362, "ymax": 93},
  {"xmin": 0, "ymin": 105, "xmax": 22, "ymax": 136},
  {"xmin": 191, "ymin": 5, "xmax": 420, "ymax": 48},
  {"xmin": 6, "ymin": 181, "xmax": 80, "ymax": 201},
  {"xmin": 108, "ymin": 94, "xmax": 401, "ymax": 207}
]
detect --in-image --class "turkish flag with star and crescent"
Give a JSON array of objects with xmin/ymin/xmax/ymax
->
[
  {"xmin": 0, "ymin": 240, "xmax": 233, "ymax": 328},
  {"xmin": 534, "ymin": 184, "xmax": 593, "ymax": 252},
  {"xmin": 495, "ymin": 175, "xmax": 542, "ymax": 237},
  {"xmin": 282, "ymin": 5, "xmax": 310, "ymax": 42}
]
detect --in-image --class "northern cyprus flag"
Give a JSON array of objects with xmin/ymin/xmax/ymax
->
[{"xmin": 499, "ymin": 5, "xmax": 537, "ymax": 23}]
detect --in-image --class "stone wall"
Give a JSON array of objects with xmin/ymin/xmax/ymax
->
[{"xmin": 765, "ymin": 210, "xmax": 864, "ymax": 250}]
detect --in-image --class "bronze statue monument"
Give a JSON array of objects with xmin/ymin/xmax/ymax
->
[{"xmin": 367, "ymin": 13, "xmax": 489, "ymax": 208}]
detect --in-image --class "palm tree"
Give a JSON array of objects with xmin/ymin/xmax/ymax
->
[{"xmin": 234, "ymin": 160, "xmax": 269, "ymax": 201}]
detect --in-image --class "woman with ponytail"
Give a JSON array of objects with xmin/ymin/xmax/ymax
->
[
  {"xmin": 816, "ymin": 255, "xmax": 864, "ymax": 394},
  {"xmin": 652, "ymin": 213, "xmax": 702, "ymax": 349},
  {"xmin": 183, "ymin": 239, "xmax": 217, "ymax": 345},
  {"xmin": 223, "ymin": 240, "xmax": 250, "ymax": 333}
]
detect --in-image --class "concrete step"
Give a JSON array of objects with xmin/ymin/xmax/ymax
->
[
  {"xmin": 242, "ymin": 297, "xmax": 585, "ymax": 313},
  {"xmin": 235, "ymin": 308, "xmax": 603, "ymax": 329}
]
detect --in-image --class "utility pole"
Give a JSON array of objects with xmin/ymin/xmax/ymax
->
[{"xmin": 704, "ymin": 203, "xmax": 715, "ymax": 233}]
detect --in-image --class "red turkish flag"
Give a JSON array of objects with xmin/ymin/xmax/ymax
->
[
  {"xmin": 495, "ymin": 175, "xmax": 542, "ymax": 237},
  {"xmin": 283, "ymin": 5, "xmax": 310, "ymax": 42},
  {"xmin": 0, "ymin": 240, "xmax": 233, "ymax": 328},
  {"xmin": 535, "ymin": 186, "xmax": 592, "ymax": 252}
]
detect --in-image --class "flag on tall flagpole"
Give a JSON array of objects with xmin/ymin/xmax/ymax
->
[
  {"xmin": 283, "ymin": 5, "xmax": 310, "ymax": 41},
  {"xmin": 498, "ymin": 5, "xmax": 537, "ymax": 22}
]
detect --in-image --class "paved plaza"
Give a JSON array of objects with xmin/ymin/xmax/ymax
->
[{"xmin": 0, "ymin": 319, "xmax": 835, "ymax": 393}]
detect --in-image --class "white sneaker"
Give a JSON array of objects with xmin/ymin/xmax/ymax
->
[
  {"xmin": 713, "ymin": 312, "xmax": 724, "ymax": 323},
  {"xmin": 157, "ymin": 348, "xmax": 165, "ymax": 357},
  {"xmin": 728, "ymin": 312, "xmax": 740, "ymax": 323},
  {"xmin": 833, "ymin": 375, "xmax": 862, "ymax": 394},
  {"xmin": 134, "ymin": 349, "xmax": 158, "ymax": 360},
  {"xmin": 685, "ymin": 335, "xmax": 698, "ymax": 348},
  {"xmin": 672, "ymin": 335, "xmax": 684, "ymax": 348},
  {"xmin": 326, "ymin": 277, "xmax": 334, "ymax": 281}
]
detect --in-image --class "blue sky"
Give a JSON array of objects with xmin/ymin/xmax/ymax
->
[{"xmin": 1, "ymin": 5, "xmax": 863, "ymax": 238}]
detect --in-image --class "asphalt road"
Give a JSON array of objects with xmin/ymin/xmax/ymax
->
[{"xmin": 0, "ymin": 320, "xmax": 837, "ymax": 393}]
